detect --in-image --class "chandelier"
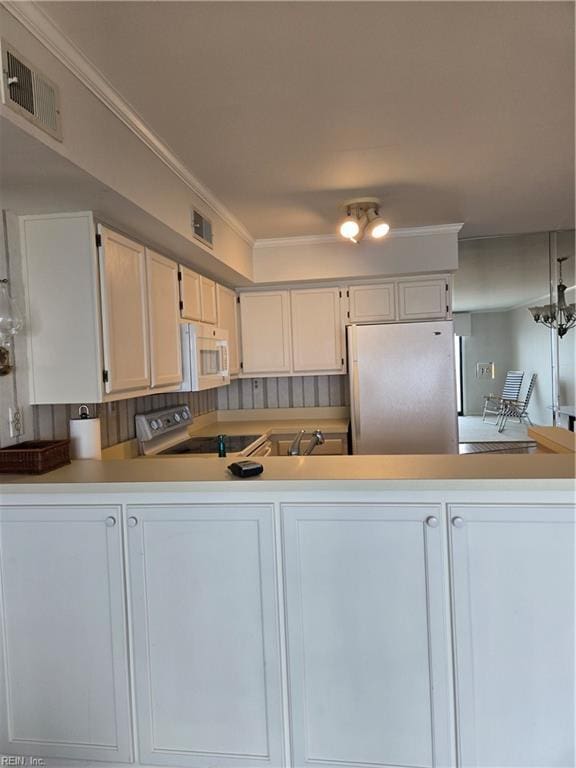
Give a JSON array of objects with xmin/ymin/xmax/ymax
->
[{"xmin": 528, "ymin": 256, "xmax": 575, "ymax": 338}]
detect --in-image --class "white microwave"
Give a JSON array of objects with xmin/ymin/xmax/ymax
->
[{"xmin": 180, "ymin": 323, "xmax": 230, "ymax": 391}]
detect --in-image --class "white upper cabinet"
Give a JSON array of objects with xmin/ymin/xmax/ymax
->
[
  {"xmin": 240, "ymin": 291, "xmax": 292, "ymax": 375},
  {"xmin": 291, "ymin": 287, "xmax": 344, "ymax": 373},
  {"xmin": 179, "ymin": 266, "xmax": 217, "ymax": 324},
  {"xmin": 450, "ymin": 504, "xmax": 575, "ymax": 768},
  {"xmin": 98, "ymin": 225, "xmax": 150, "ymax": 394},
  {"xmin": 21, "ymin": 212, "xmax": 103, "ymax": 404},
  {"xmin": 348, "ymin": 283, "xmax": 396, "ymax": 323},
  {"xmin": 126, "ymin": 504, "xmax": 285, "ymax": 767},
  {"xmin": 0, "ymin": 505, "xmax": 132, "ymax": 763},
  {"xmin": 397, "ymin": 277, "xmax": 450, "ymax": 320},
  {"xmin": 200, "ymin": 276, "xmax": 218, "ymax": 324},
  {"xmin": 179, "ymin": 265, "xmax": 203, "ymax": 321},
  {"xmin": 282, "ymin": 503, "xmax": 453, "ymax": 768},
  {"xmin": 216, "ymin": 284, "xmax": 240, "ymax": 376},
  {"xmin": 146, "ymin": 250, "xmax": 182, "ymax": 388}
]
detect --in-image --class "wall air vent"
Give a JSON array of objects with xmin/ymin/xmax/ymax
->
[
  {"xmin": 1, "ymin": 41, "xmax": 62, "ymax": 141},
  {"xmin": 192, "ymin": 209, "xmax": 213, "ymax": 248}
]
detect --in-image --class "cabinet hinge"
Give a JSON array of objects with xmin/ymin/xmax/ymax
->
[
  {"xmin": 347, "ymin": 311, "xmax": 350, "ymax": 318},
  {"xmin": 240, "ymin": 361, "xmax": 244, "ymax": 370},
  {"xmin": 237, "ymin": 296, "xmax": 240, "ymax": 304},
  {"xmin": 339, "ymin": 290, "xmax": 342, "ymax": 298},
  {"xmin": 346, "ymin": 289, "xmax": 350, "ymax": 298},
  {"xmin": 95, "ymin": 233, "xmax": 102, "ymax": 248},
  {"xmin": 445, "ymin": 283, "xmax": 449, "ymax": 292},
  {"xmin": 179, "ymin": 300, "xmax": 184, "ymax": 311},
  {"xmin": 102, "ymin": 370, "xmax": 109, "ymax": 383},
  {"xmin": 177, "ymin": 270, "xmax": 182, "ymax": 282},
  {"xmin": 341, "ymin": 357, "xmax": 344, "ymax": 366}
]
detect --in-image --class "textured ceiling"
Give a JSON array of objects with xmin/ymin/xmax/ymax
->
[{"xmin": 38, "ymin": 1, "xmax": 575, "ymax": 239}]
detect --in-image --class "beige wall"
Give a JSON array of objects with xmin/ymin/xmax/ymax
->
[
  {"xmin": 461, "ymin": 312, "xmax": 513, "ymax": 416},
  {"xmin": 253, "ymin": 231, "xmax": 458, "ymax": 283},
  {"xmin": 0, "ymin": 7, "xmax": 254, "ymax": 283}
]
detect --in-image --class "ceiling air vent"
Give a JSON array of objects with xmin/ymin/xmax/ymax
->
[
  {"xmin": 1, "ymin": 41, "xmax": 62, "ymax": 141},
  {"xmin": 192, "ymin": 209, "xmax": 213, "ymax": 248}
]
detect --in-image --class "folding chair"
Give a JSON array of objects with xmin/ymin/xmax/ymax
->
[
  {"xmin": 482, "ymin": 371, "xmax": 524, "ymax": 424},
  {"xmin": 497, "ymin": 374, "xmax": 537, "ymax": 433}
]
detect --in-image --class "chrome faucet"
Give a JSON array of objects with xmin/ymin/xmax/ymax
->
[
  {"xmin": 288, "ymin": 429, "xmax": 325, "ymax": 456},
  {"xmin": 303, "ymin": 429, "xmax": 325, "ymax": 455},
  {"xmin": 288, "ymin": 429, "xmax": 306, "ymax": 456}
]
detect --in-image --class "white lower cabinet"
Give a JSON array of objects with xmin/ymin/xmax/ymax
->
[
  {"xmin": 0, "ymin": 505, "xmax": 132, "ymax": 763},
  {"xmin": 449, "ymin": 504, "xmax": 575, "ymax": 768},
  {"xmin": 126, "ymin": 504, "xmax": 285, "ymax": 767},
  {"xmin": 282, "ymin": 503, "xmax": 454, "ymax": 768}
]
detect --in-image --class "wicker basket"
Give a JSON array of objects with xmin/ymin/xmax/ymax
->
[{"xmin": 0, "ymin": 439, "xmax": 71, "ymax": 474}]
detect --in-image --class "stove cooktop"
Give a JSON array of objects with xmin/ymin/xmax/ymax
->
[{"xmin": 159, "ymin": 434, "xmax": 262, "ymax": 455}]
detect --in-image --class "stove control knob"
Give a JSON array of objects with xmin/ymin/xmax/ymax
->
[
  {"xmin": 174, "ymin": 413, "xmax": 181, "ymax": 423},
  {"xmin": 182, "ymin": 410, "xmax": 190, "ymax": 420},
  {"xmin": 150, "ymin": 420, "xmax": 159, "ymax": 431}
]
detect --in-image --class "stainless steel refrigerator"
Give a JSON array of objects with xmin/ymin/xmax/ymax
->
[{"xmin": 348, "ymin": 321, "xmax": 459, "ymax": 454}]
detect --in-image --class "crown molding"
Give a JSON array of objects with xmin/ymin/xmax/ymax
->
[
  {"xmin": 254, "ymin": 223, "xmax": 464, "ymax": 249},
  {"xmin": 2, "ymin": 0, "xmax": 254, "ymax": 246}
]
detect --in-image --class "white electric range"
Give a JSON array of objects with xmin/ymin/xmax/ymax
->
[{"xmin": 134, "ymin": 405, "xmax": 268, "ymax": 457}]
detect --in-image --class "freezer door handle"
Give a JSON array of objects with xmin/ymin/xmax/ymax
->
[{"xmin": 351, "ymin": 361, "xmax": 361, "ymax": 445}]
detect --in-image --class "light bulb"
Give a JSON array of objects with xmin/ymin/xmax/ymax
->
[
  {"xmin": 340, "ymin": 218, "xmax": 360, "ymax": 240},
  {"xmin": 368, "ymin": 217, "xmax": 390, "ymax": 239}
]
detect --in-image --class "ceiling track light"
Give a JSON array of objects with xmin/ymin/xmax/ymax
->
[{"xmin": 338, "ymin": 198, "xmax": 390, "ymax": 243}]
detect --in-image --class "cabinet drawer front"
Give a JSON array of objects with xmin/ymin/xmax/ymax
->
[
  {"xmin": 282, "ymin": 503, "xmax": 453, "ymax": 768},
  {"xmin": 127, "ymin": 504, "xmax": 284, "ymax": 767},
  {"xmin": 449, "ymin": 504, "xmax": 575, "ymax": 768},
  {"xmin": 240, "ymin": 292, "xmax": 292, "ymax": 374},
  {"xmin": 397, "ymin": 279, "xmax": 448, "ymax": 320},
  {"xmin": 180, "ymin": 266, "xmax": 203, "ymax": 321},
  {"xmin": 99, "ymin": 226, "xmax": 150, "ymax": 393},
  {"xmin": 147, "ymin": 250, "xmax": 182, "ymax": 388},
  {"xmin": 291, "ymin": 288, "xmax": 343, "ymax": 373},
  {"xmin": 0, "ymin": 505, "xmax": 132, "ymax": 763},
  {"xmin": 349, "ymin": 283, "xmax": 396, "ymax": 322}
]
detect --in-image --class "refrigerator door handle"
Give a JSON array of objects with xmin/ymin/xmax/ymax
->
[{"xmin": 351, "ymin": 361, "xmax": 361, "ymax": 445}]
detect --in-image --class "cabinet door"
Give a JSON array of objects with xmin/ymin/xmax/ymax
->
[
  {"xmin": 98, "ymin": 225, "xmax": 150, "ymax": 393},
  {"xmin": 291, "ymin": 288, "xmax": 344, "ymax": 373},
  {"xmin": 450, "ymin": 504, "xmax": 575, "ymax": 768},
  {"xmin": 216, "ymin": 284, "xmax": 240, "ymax": 375},
  {"xmin": 127, "ymin": 504, "xmax": 284, "ymax": 767},
  {"xmin": 348, "ymin": 283, "xmax": 396, "ymax": 322},
  {"xmin": 179, "ymin": 265, "xmax": 203, "ymax": 321},
  {"xmin": 201, "ymin": 276, "xmax": 218, "ymax": 324},
  {"xmin": 397, "ymin": 278, "xmax": 449, "ymax": 320},
  {"xmin": 282, "ymin": 503, "xmax": 453, "ymax": 768},
  {"xmin": 147, "ymin": 250, "xmax": 182, "ymax": 388},
  {"xmin": 0, "ymin": 505, "xmax": 132, "ymax": 763},
  {"xmin": 240, "ymin": 291, "xmax": 292, "ymax": 374}
]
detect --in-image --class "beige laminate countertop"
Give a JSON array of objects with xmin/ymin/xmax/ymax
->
[{"xmin": 1, "ymin": 453, "xmax": 574, "ymax": 494}]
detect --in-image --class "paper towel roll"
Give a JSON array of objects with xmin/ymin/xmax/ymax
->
[{"xmin": 69, "ymin": 417, "xmax": 102, "ymax": 460}]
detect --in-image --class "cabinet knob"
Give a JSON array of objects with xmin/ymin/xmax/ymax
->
[
  {"xmin": 426, "ymin": 516, "xmax": 439, "ymax": 528},
  {"xmin": 452, "ymin": 516, "xmax": 465, "ymax": 528},
  {"xmin": 105, "ymin": 516, "xmax": 116, "ymax": 527},
  {"xmin": 127, "ymin": 516, "xmax": 138, "ymax": 528}
]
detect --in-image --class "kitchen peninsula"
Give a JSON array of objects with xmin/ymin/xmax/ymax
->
[{"xmin": 1, "ymin": 434, "xmax": 574, "ymax": 768}]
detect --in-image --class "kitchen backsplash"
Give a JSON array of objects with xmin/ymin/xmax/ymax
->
[
  {"xmin": 30, "ymin": 376, "xmax": 348, "ymax": 450},
  {"xmin": 217, "ymin": 375, "xmax": 349, "ymax": 411},
  {"xmin": 33, "ymin": 390, "xmax": 217, "ymax": 450}
]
